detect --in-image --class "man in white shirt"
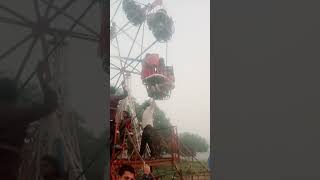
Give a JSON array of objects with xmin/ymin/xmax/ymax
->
[{"xmin": 139, "ymin": 100, "xmax": 156, "ymax": 158}]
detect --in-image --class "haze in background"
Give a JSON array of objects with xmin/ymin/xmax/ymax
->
[{"xmin": 129, "ymin": 0, "xmax": 211, "ymax": 143}]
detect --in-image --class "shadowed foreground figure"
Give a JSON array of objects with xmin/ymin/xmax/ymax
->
[
  {"xmin": 40, "ymin": 155, "xmax": 67, "ymax": 180},
  {"xmin": 0, "ymin": 61, "xmax": 58, "ymax": 179}
]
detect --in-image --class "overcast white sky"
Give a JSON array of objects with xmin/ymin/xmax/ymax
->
[{"xmin": 111, "ymin": 0, "xmax": 210, "ymax": 143}]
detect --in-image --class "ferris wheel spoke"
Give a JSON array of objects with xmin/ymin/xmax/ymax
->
[
  {"xmin": 15, "ymin": 36, "xmax": 39, "ymax": 82},
  {"xmin": 0, "ymin": 16, "xmax": 32, "ymax": 28},
  {"xmin": 0, "ymin": 33, "xmax": 33, "ymax": 63},
  {"xmin": 110, "ymin": 56, "xmax": 143, "ymax": 63},
  {"xmin": 114, "ymin": 21, "xmax": 130, "ymax": 36},
  {"xmin": 129, "ymin": 60, "xmax": 141, "ymax": 74},
  {"xmin": 41, "ymin": 0, "xmax": 100, "ymax": 37},
  {"xmin": 128, "ymin": 61, "xmax": 141, "ymax": 74},
  {"xmin": 114, "ymin": 72, "xmax": 123, "ymax": 88},
  {"xmin": 111, "ymin": 0, "xmax": 123, "ymax": 23},
  {"xmin": 40, "ymin": 35, "xmax": 49, "ymax": 61},
  {"xmin": 33, "ymin": 0, "xmax": 41, "ymax": 20},
  {"xmin": 111, "ymin": 71, "xmax": 121, "ymax": 81},
  {"xmin": 48, "ymin": 27, "xmax": 99, "ymax": 42},
  {"xmin": 20, "ymin": 0, "xmax": 97, "ymax": 90},
  {"xmin": 111, "ymin": 56, "xmax": 142, "ymax": 73},
  {"xmin": 111, "ymin": 0, "xmax": 122, "ymax": 7},
  {"xmin": 141, "ymin": 21, "xmax": 145, "ymax": 54},
  {"xmin": 115, "ymin": 34, "xmax": 123, "ymax": 69},
  {"xmin": 124, "ymin": 40, "xmax": 158, "ymax": 69},
  {"xmin": 0, "ymin": 4, "xmax": 33, "ymax": 24},
  {"xmin": 125, "ymin": 24, "xmax": 135, "ymax": 32},
  {"xmin": 114, "ymin": 24, "xmax": 145, "ymax": 49},
  {"xmin": 43, "ymin": 0, "xmax": 55, "ymax": 18},
  {"xmin": 117, "ymin": 24, "xmax": 134, "ymax": 35},
  {"xmin": 123, "ymin": 23, "xmax": 142, "ymax": 68},
  {"xmin": 110, "ymin": 62, "xmax": 121, "ymax": 70},
  {"xmin": 48, "ymin": 0, "xmax": 79, "ymax": 22},
  {"xmin": 110, "ymin": 66, "xmax": 120, "ymax": 71},
  {"xmin": 111, "ymin": 42, "xmax": 117, "ymax": 49}
]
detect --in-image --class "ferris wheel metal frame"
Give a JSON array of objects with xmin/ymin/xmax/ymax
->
[
  {"xmin": 109, "ymin": 0, "xmax": 171, "ymax": 91},
  {"xmin": 0, "ymin": 0, "xmax": 101, "ymax": 90},
  {"xmin": 0, "ymin": 0, "xmax": 104, "ymax": 179},
  {"xmin": 109, "ymin": 1, "xmax": 186, "ymax": 179}
]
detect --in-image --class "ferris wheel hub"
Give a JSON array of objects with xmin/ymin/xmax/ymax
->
[{"xmin": 33, "ymin": 17, "xmax": 50, "ymax": 35}]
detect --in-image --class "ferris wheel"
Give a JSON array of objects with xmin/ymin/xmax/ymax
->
[
  {"xmin": 0, "ymin": 1, "xmax": 103, "ymax": 179},
  {"xmin": 109, "ymin": 1, "xmax": 185, "ymax": 179},
  {"xmin": 110, "ymin": 0, "xmax": 175, "ymax": 100}
]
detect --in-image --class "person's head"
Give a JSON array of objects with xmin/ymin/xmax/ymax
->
[
  {"xmin": 0, "ymin": 78, "xmax": 18, "ymax": 104},
  {"xmin": 40, "ymin": 155, "xmax": 62, "ymax": 179},
  {"xmin": 143, "ymin": 164, "xmax": 151, "ymax": 175},
  {"xmin": 118, "ymin": 164, "xmax": 135, "ymax": 180}
]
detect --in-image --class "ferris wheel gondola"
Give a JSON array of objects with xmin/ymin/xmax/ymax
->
[{"xmin": 110, "ymin": 0, "xmax": 175, "ymax": 100}]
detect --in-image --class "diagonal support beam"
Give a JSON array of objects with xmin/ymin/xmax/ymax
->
[
  {"xmin": 41, "ymin": 0, "xmax": 99, "ymax": 37},
  {"xmin": 124, "ymin": 40, "xmax": 158, "ymax": 71},
  {"xmin": 33, "ymin": 0, "xmax": 41, "ymax": 21},
  {"xmin": 111, "ymin": 0, "xmax": 122, "ymax": 23},
  {"xmin": 0, "ymin": 4, "xmax": 33, "ymax": 23},
  {"xmin": 123, "ymin": 24, "xmax": 142, "ymax": 68},
  {"xmin": 44, "ymin": 0, "xmax": 55, "ymax": 18},
  {"xmin": 48, "ymin": 0, "xmax": 79, "ymax": 22},
  {"xmin": 114, "ymin": 72, "xmax": 122, "ymax": 88},
  {"xmin": 0, "ymin": 33, "xmax": 33, "ymax": 63},
  {"xmin": 15, "ymin": 37, "xmax": 39, "ymax": 81},
  {"xmin": 0, "ymin": 16, "xmax": 32, "ymax": 28},
  {"xmin": 114, "ymin": 23, "xmax": 145, "ymax": 49},
  {"xmin": 48, "ymin": 27, "xmax": 99, "ymax": 42}
]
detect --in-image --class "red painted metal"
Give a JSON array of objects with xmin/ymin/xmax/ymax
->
[{"xmin": 110, "ymin": 123, "xmax": 181, "ymax": 180}]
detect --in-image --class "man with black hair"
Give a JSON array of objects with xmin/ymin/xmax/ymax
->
[
  {"xmin": 118, "ymin": 164, "xmax": 135, "ymax": 180},
  {"xmin": 0, "ymin": 61, "xmax": 58, "ymax": 179}
]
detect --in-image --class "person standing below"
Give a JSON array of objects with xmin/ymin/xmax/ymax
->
[
  {"xmin": 118, "ymin": 164, "xmax": 135, "ymax": 180},
  {"xmin": 139, "ymin": 100, "xmax": 156, "ymax": 159}
]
